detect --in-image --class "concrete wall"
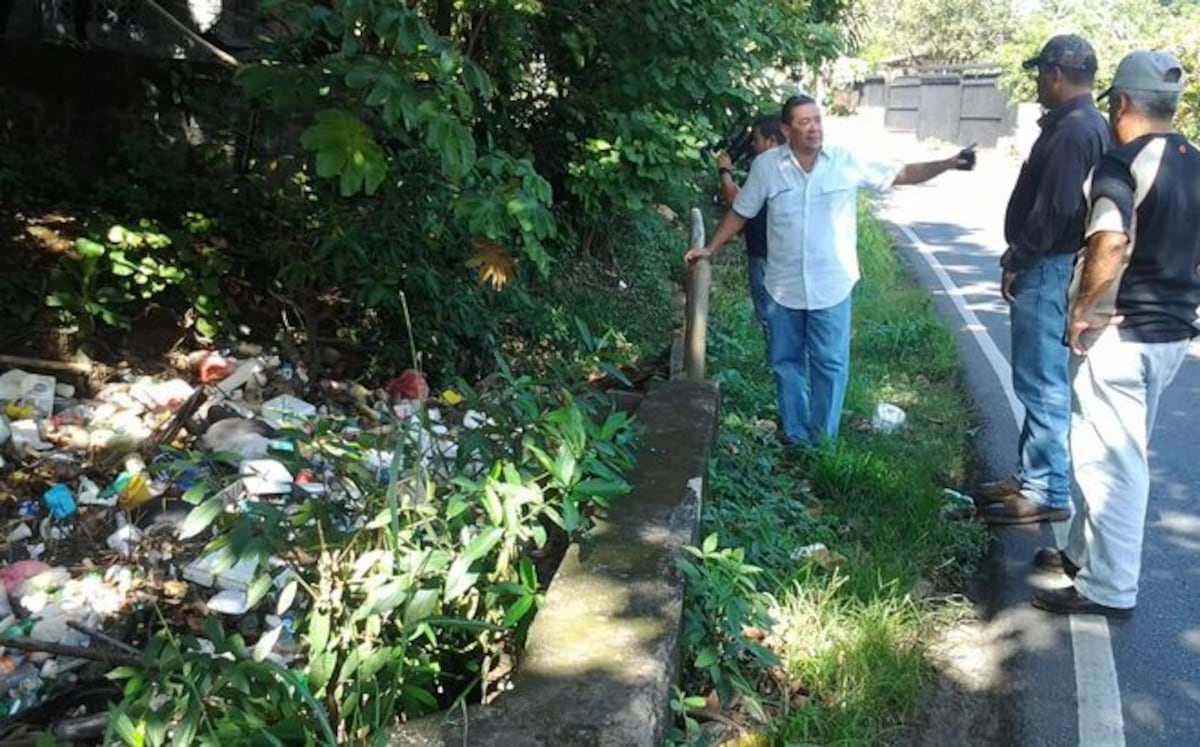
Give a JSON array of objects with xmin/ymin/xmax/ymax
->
[{"xmin": 390, "ymin": 380, "xmax": 720, "ymax": 746}]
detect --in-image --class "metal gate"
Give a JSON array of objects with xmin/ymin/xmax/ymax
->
[{"xmin": 867, "ymin": 69, "xmax": 1017, "ymax": 147}]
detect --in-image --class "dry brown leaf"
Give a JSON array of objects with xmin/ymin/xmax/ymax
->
[
  {"xmin": 466, "ymin": 238, "xmax": 516, "ymax": 290},
  {"xmin": 705, "ymin": 689, "xmax": 722, "ymax": 712}
]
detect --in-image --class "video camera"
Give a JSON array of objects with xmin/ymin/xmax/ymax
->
[
  {"xmin": 710, "ymin": 120, "xmax": 748, "ymax": 164},
  {"xmin": 712, "ymin": 121, "xmax": 754, "ymax": 165}
]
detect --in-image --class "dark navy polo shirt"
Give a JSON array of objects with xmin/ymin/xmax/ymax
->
[
  {"xmin": 744, "ymin": 208, "xmax": 768, "ymax": 259},
  {"xmin": 1004, "ymin": 94, "xmax": 1110, "ymax": 271}
]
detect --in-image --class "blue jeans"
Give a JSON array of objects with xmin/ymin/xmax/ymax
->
[
  {"xmin": 747, "ymin": 254, "xmax": 769, "ymax": 331},
  {"xmin": 1010, "ymin": 253, "xmax": 1074, "ymax": 510},
  {"xmin": 762, "ymin": 293, "xmax": 852, "ymax": 445}
]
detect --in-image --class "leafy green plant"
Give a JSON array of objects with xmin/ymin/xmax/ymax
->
[
  {"xmin": 664, "ymin": 686, "xmax": 709, "ymax": 745},
  {"xmin": 993, "ymin": 0, "xmax": 1200, "ymax": 142},
  {"xmin": 44, "ymin": 220, "xmax": 229, "ymax": 337},
  {"xmin": 677, "ymin": 533, "xmax": 778, "ymax": 710},
  {"xmin": 107, "ymin": 618, "xmax": 335, "ymax": 746},
  {"xmin": 114, "ymin": 369, "xmax": 638, "ymax": 742}
]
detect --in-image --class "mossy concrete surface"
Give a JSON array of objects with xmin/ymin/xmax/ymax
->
[{"xmin": 390, "ymin": 379, "xmax": 719, "ymax": 746}]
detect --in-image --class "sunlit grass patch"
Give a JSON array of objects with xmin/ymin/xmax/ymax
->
[{"xmin": 770, "ymin": 576, "xmax": 969, "ymax": 745}]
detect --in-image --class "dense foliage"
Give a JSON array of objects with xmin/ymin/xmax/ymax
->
[
  {"xmin": 995, "ymin": 0, "xmax": 1200, "ymax": 143},
  {"xmin": 228, "ymin": 0, "xmax": 848, "ymax": 378},
  {"xmin": 4, "ymin": 0, "xmax": 851, "ymax": 384}
]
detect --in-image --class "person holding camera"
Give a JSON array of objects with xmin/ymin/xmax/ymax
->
[
  {"xmin": 686, "ymin": 94, "xmax": 973, "ymax": 447},
  {"xmin": 716, "ymin": 115, "xmax": 788, "ymax": 328}
]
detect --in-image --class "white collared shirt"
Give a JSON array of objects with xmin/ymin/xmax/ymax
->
[{"xmin": 732, "ymin": 144, "xmax": 899, "ymax": 310}]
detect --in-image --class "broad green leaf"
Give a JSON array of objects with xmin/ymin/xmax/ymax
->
[
  {"xmin": 359, "ymin": 646, "xmax": 392, "ymax": 679},
  {"xmin": 177, "ymin": 495, "xmax": 223, "ymax": 539},
  {"xmin": 443, "ymin": 557, "xmax": 478, "ymax": 603},
  {"xmin": 363, "ymin": 579, "xmax": 410, "ymax": 617},
  {"xmin": 245, "ymin": 572, "xmax": 273, "ymax": 610},
  {"xmin": 501, "ymin": 594, "xmax": 535, "ymax": 627},
  {"xmin": 551, "ymin": 444, "xmax": 578, "ymax": 487},
  {"xmin": 481, "ymin": 485, "xmax": 503, "ymax": 524},
  {"xmin": 75, "ymin": 237, "xmax": 106, "ymax": 258},
  {"xmin": 575, "ymin": 478, "xmax": 631, "ymax": 498},
  {"xmin": 300, "ymin": 109, "xmax": 388, "ymax": 197},
  {"xmin": 111, "ymin": 710, "xmax": 141, "ymax": 746},
  {"xmin": 275, "ymin": 578, "xmax": 298, "ymax": 616},
  {"xmin": 180, "ymin": 483, "xmax": 208, "ymax": 506},
  {"xmin": 172, "ymin": 704, "xmax": 199, "ymax": 746},
  {"xmin": 308, "ymin": 608, "xmax": 331, "ymax": 656},
  {"xmin": 307, "ymin": 651, "xmax": 337, "ymax": 693},
  {"xmin": 462, "ymin": 526, "xmax": 503, "ymax": 563},
  {"xmin": 403, "ymin": 588, "xmax": 439, "ymax": 627},
  {"xmin": 253, "ymin": 625, "xmax": 283, "ymax": 662}
]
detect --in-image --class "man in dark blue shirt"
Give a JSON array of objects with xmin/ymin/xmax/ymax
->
[
  {"xmin": 976, "ymin": 34, "xmax": 1111, "ymax": 524},
  {"xmin": 1033, "ymin": 51, "xmax": 1199, "ymax": 617},
  {"xmin": 716, "ymin": 115, "xmax": 787, "ymax": 328}
]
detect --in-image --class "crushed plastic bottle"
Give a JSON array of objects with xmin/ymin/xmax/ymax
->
[
  {"xmin": 41, "ymin": 484, "xmax": 77, "ymax": 520},
  {"xmin": 941, "ymin": 488, "xmax": 975, "ymax": 520}
]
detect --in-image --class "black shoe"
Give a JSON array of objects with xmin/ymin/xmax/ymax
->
[
  {"xmin": 1033, "ymin": 547, "xmax": 1079, "ymax": 579},
  {"xmin": 1031, "ymin": 586, "xmax": 1133, "ymax": 619}
]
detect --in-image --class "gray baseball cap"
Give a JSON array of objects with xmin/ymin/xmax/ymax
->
[
  {"xmin": 1098, "ymin": 50, "xmax": 1185, "ymax": 100},
  {"xmin": 1022, "ymin": 34, "xmax": 1098, "ymax": 73}
]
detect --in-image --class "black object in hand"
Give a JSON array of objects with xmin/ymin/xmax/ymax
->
[{"xmin": 956, "ymin": 144, "xmax": 978, "ymax": 171}]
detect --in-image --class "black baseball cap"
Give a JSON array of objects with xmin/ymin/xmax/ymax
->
[{"xmin": 1022, "ymin": 34, "xmax": 1099, "ymax": 73}]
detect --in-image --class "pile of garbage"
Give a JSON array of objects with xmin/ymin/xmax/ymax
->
[{"xmin": 0, "ymin": 349, "xmax": 454, "ymax": 727}]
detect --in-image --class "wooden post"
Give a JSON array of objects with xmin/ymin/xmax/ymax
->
[{"xmin": 683, "ymin": 207, "xmax": 710, "ymax": 379}]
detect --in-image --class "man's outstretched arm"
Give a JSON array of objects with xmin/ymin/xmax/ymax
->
[{"xmin": 893, "ymin": 149, "xmax": 973, "ymax": 185}]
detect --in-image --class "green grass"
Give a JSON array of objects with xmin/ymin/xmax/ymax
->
[{"xmin": 673, "ymin": 202, "xmax": 987, "ymax": 745}]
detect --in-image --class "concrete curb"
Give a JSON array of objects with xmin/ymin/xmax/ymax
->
[{"xmin": 390, "ymin": 379, "xmax": 720, "ymax": 746}]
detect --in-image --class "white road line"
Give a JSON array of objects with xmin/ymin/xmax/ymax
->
[
  {"xmin": 891, "ymin": 222, "xmax": 1022, "ymax": 424},
  {"xmin": 892, "ymin": 220, "xmax": 1126, "ymax": 747}
]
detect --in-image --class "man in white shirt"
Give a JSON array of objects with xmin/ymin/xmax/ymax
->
[{"xmin": 685, "ymin": 94, "xmax": 972, "ymax": 446}]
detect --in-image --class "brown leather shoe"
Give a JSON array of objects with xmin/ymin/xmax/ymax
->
[
  {"xmin": 980, "ymin": 494, "xmax": 1070, "ymax": 525},
  {"xmin": 975, "ymin": 475, "xmax": 1022, "ymax": 500},
  {"xmin": 1033, "ymin": 547, "xmax": 1079, "ymax": 578},
  {"xmin": 1032, "ymin": 586, "xmax": 1133, "ymax": 618}
]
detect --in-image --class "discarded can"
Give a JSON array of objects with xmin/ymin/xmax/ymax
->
[{"xmin": 870, "ymin": 402, "xmax": 907, "ymax": 435}]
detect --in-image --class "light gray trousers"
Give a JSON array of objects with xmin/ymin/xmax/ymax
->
[{"xmin": 1066, "ymin": 327, "xmax": 1190, "ymax": 609}]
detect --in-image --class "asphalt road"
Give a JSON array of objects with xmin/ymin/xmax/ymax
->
[{"xmin": 872, "ymin": 142, "xmax": 1200, "ymax": 746}]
